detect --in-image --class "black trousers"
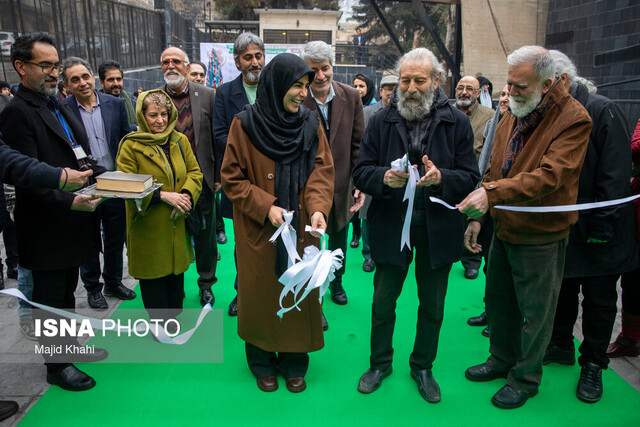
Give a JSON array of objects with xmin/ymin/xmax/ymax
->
[
  {"xmin": 328, "ymin": 223, "xmax": 348, "ymax": 284},
  {"xmin": 245, "ymin": 342, "xmax": 309, "ymax": 378},
  {"xmin": 0, "ymin": 186, "xmax": 18, "ymax": 272},
  {"xmin": 193, "ymin": 185, "xmax": 218, "ymax": 290},
  {"xmin": 550, "ymin": 274, "xmax": 619, "ymax": 368},
  {"xmin": 139, "ymin": 273, "xmax": 185, "ymax": 320},
  {"xmin": 370, "ymin": 226, "xmax": 450, "ymax": 371},
  {"xmin": 621, "ymin": 265, "xmax": 640, "ymax": 316},
  {"xmin": 32, "ymin": 267, "xmax": 80, "ymax": 372},
  {"xmin": 214, "ymin": 192, "xmax": 225, "ymax": 232},
  {"xmin": 79, "ymin": 198, "xmax": 126, "ymax": 292}
]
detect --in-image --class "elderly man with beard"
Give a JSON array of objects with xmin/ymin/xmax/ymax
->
[
  {"xmin": 159, "ymin": 47, "xmax": 219, "ymax": 307},
  {"xmin": 353, "ymin": 47, "xmax": 480, "ymax": 402},
  {"xmin": 459, "ymin": 46, "xmax": 592, "ymax": 409},
  {"xmin": 213, "ymin": 32, "xmax": 265, "ymax": 316}
]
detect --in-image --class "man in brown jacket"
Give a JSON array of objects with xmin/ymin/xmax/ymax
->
[
  {"xmin": 301, "ymin": 41, "xmax": 365, "ymax": 314},
  {"xmin": 458, "ymin": 45, "xmax": 592, "ymax": 409}
]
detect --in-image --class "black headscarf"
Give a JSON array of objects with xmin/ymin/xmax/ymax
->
[
  {"xmin": 355, "ymin": 73, "xmax": 376, "ymax": 106},
  {"xmin": 237, "ymin": 53, "xmax": 319, "ymax": 275}
]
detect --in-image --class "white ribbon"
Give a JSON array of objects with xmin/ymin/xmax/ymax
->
[
  {"xmin": 429, "ymin": 194, "xmax": 640, "ymax": 213},
  {"xmin": 391, "ymin": 154, "xmax": 420, "ymax": 251},
  {"xmin": 276, "ymin": 246, "xmax": 343, "ymax": 318},
  {"xmin": 0, "ymin": 288, "xmax": 212, "ymax": 345},
  {"xmin": 269, "ymin": 210, "xmax": 301, "ymax": 266}
]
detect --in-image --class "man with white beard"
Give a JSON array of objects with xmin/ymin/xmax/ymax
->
[
  {"xmin": 353, "ymin": 47, "xmax": 480, "ymax": 403},
  {"xmin": 458, "ymin": 45, "xmax": 592, "ymax": 409},
  {"xmin": 158, "ymin": 47, "xmax": 219, "ymax": 307}
]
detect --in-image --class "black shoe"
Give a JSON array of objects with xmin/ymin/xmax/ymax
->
[
  {"xmin": 46, "ymin": 365, "xmax": 96, "ymax": 391},
  {"xmin": 330, "ymin": 281, "xmax": 348, "ymax": 305},
  {"xmin": 543, "ymin": 343, "xmax": 575, "ymax": 365},
  {"xmin": 199, "ymin": 288, "xmax": 215, "ymax": 306},
  {"xmin": 482, "ymin": 326, "xmax": 490, "ymax": 337},
  {"xmin": 104, "ymin": 283, "xmax": 136, "ymax": 300},
  {"xmin": 350, "ymin": 234, "xmax": 360, "ymax": 248},
  {"xmin": 465, "ymin": 363, "xmax": 508, "ymax": 382},
  {"xmin": 6, "ymin": 266, "xmax": 18, "ymax": 280},
  {"xmin": 73, "ymin": 347, "xmax": 109, "ymax": 363},
  {"xmin": 492, "ymin": 385, "xmax": 535, "ymax": 409},
  {"xmin": 464, "ymin": 268, "xmax": 479, "ymax": 279},
  {"xmin": 0, "ymin": 400, "xmax": 19, "ymax": 421},
  {"xmin": 322, "ymin": 313, "xmax": 328, "ymax": 331},
  {"xmin": 228, "ymin": 296, "xmax": 238, "ymax": 316},
  {"xmin": 363, "ymin": 258, "xmax": 375, "ymax": 273},
  {"xmin": 467, "ymin": 311, "xmax": 487, "ymax": 326},
  {"xmin": 358, "ymin": 367, "xmax": 392, "ymax": 394},
  {"xmin": 411, "ymin": 369, "xmax": 441, "ymax": 403},
  {"xmin": 87, "ymin": 290, "xmax": 108, "ymax": 310},
  {"xmin": 217, "ymin": 230, "xmax": 227, "ymax": 244},
  {"xmin": 577, "ymin": 362, "xmax": 603, "ymax": 403},
  {"xmin": 217, "ymin": 252, "xmax": 221, "ymax": 261}
]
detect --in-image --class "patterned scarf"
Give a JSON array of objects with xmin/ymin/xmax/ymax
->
[{"xmin": 501, "ymin": 100, "xmax": 555, "ymax": 177}]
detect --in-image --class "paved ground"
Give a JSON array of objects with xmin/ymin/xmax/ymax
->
[{"xmin": 0, "ymin": 251, "xmax": 638, "ymax": 425}]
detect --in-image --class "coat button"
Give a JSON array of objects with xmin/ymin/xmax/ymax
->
[
  {"xmin": 298, "ymin": 204, "xmax": 302, "ymax": 210},
  {"xmin": 149, "ymin": 153, "xmax": 154, "ymax": 157},
  {"xmin": 299, "ymin": 236, "xmax": 304, "ymax": 242},
  {"xmin": 268, "ymin": 173, "xmax": 274, "ymax": 180}
]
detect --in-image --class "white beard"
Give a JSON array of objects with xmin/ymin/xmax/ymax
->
[
  {"xmin": 509, "ymin": 87, "xmax": 542, "ymax": 118},
  {"xmin": 397, "ymin": 85, "xmax": 435, "ymax": 122},
  {"xmin": 164, "ymin": 70, "xmax": 185, "ymax": 89},
  {"xmin": 456, "ymin": 98, "xmax": 472, "ymax": 108},
  {"xmin": 36, "ymin": 78, "xmax": 58, "ymax": 97},
  {"xmin": 243, "ymin": 69, "xmax": 261, "ymax": 83}
]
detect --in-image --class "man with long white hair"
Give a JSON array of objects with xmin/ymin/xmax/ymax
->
[
  {"xmin": 458, "ymin": 45, "xmax": 592, "ymax": 409},
  {"xmin": 353, "ymin": 47, "xmax": 479, "ymax": 403}
]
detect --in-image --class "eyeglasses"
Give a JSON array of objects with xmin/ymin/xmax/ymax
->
[
  {"xmin": 23, "ymin": 61, "xmax": 61, "ymax": 74},
  {"xmin": 162, "ymin": 58, "xmax": 184, "ymax": 66},
  {"xmin": 456, "ymin": 85, "xmax": 478, "ymax": 92}
]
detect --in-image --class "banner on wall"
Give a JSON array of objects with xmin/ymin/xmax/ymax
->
[{"xmin": 200, "ymin": 43, "xmax": 307, "ymax": 88}]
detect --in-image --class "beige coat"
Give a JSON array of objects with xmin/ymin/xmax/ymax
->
[
  {"xmin": 221, "ymin": 118, "xmax": 334, "ymax": 353},
  {"xmin": 303, "ymin": 81, "xmax": 365, "ymax": 233}
]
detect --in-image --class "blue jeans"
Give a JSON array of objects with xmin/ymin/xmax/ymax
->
[{"xmin": 17, "ymin": 265, "xmax": 33, "ymax": 323}]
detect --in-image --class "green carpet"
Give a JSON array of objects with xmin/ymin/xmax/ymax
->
[{"xmin": 21, "ymin": 220, "xmax": 640, "ymax": 426}]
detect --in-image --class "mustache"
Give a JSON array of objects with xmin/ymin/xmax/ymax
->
[
  {"xmin": 248, "ymin": 66, "xmax": 261, "ymax": 72},
  {"xmin": 164, "ymin": 70, "xmax": 181, "ymax": 76}
]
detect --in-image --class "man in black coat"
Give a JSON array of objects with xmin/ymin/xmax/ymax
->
[
  {"xmin": 544, "ymin": 50, "xmax": 639, "ymax": 403},
  {"xmin": 0, "ymin": 32, "xmax": 106, "ymax": 392},
  {"xmin": 353, "ymin": 47, "xmax": 480, "ymax": 403},
  {"xmin": 213, "ymin": 32, "xmax": 265, "ymax": 316}
]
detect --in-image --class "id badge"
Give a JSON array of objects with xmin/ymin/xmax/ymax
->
[{"xmin": 72, "ymin": 145, "xmax": 88, "ymax": 160}]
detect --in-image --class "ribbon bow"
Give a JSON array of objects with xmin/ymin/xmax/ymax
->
[
  {"xmin": 269, "ymin": 210, "xmax": 301, "ymax": 267},
  {"xmin": 391, "ymin": 154, "xmax": 420, "ymax": 250}
]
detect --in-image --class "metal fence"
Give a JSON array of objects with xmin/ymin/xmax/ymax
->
[{"xmin": 0, "ymin": 0, "xmax": 206, "ymax": 83}]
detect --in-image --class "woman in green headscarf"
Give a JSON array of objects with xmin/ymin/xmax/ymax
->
[{"xmin": 116, "ymin": 89, "xmax": 202, "ymax": 317}]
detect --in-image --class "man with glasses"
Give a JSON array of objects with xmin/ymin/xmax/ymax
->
[
  {"xmin": 159, "ymin": 47, "xmax": 219, "ymax": 307},
  {"xmin": 0, "ymin": 32, "xmax": 107, "ymax": 392},
  {"xmin": 455, "ymin": 76, "xmax": 495, "ymax": 282}
]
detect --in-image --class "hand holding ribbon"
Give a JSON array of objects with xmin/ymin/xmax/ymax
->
[
  {"xmin": 390, "ymin": 154, "xmax": 420, "ymax": 250},
  {"xmin": 269, "ymin": 209, "xmax": 301, "ymax": 266}
]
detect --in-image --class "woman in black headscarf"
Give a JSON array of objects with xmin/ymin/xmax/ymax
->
[
  {"xmin": 353, "ymin": 73, "xmax": 377, "ymax": 106},
  {"xmin": 221, "ymin": 53, "xmax": 334, "ymax": 393}
]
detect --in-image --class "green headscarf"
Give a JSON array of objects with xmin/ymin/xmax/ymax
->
[{"xmin": 121, "ymin": 89, "xmax": 178, "ymax": 146}]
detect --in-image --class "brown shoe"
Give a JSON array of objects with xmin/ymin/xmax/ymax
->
[
  {"xmin": 606, "ymin": 337, "xmax": 640, "ymax": 358},
  {"xmin": 257, "ymin": 376, "xmax": 278, "ymax": 392},
  {"xmin": 285, "ymin": 377, "xmax": 306, "ymax": 393}
]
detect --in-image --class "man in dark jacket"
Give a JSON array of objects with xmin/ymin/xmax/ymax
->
[
  {"xmin": 543, "ymin": 50, "xmax": 639, "ymax": 403},
  {"xmin": 0, "ymin": 32, "xmax": 107, "ymax": 392},
  {"xmin": 62, "ymin": 56, "xmax": 136, "ymax": 310},
  {"xmin": 213, "ymin": 32, "xmax": 265, "ymax": 316},
  {"xmin": 353, "ymin": 47, "xmax": 480, "ymax": 403},
  {"xmin": 459, "ymin": 46, "xmax": 592, "ymax": 409}
]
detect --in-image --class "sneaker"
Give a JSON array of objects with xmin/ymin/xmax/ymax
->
[
  {"xmin": 20, "ymin": 321, "xmax": 37, "ymax": 341},
  {"xmin": 577, "ymin": 362, "xmax": 602, "ymax": 403}
]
